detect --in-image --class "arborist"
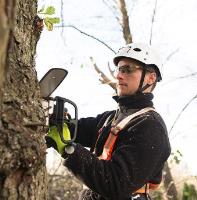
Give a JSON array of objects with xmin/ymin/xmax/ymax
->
[{"xmin": 46, "ymin": 43, "xmax": 171, "ymax": 200}]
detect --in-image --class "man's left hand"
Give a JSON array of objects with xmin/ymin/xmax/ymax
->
[{"xmin": 45, "ymin": 123, "xmax": 71, "ymax": 156}]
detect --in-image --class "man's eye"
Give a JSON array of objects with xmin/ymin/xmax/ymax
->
[
  {"xmin": 121, "ymin": 68, "xmax": 130, "ymax": 73},
  {"xmin": 115, "ymin": 65, "xmax": 137, "ymax": 75},
  {"xmin": 119, "ymin": 67, "xmax": 132, "ymax": 74}
]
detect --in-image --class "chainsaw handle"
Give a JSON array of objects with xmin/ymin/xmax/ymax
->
[
  {"xmin": 53, "ymin": 96, "xmax": 78, "ymax": 145},
  {"xmin": 62, "ymin": 98, "xmax": 78, "ymax": 143}
]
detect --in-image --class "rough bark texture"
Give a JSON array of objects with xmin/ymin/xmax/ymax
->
[
  {"xmin": 0, "ymin": 0, "xmax": 14, "ymax": 97},
  {"xmin": 0, "ymin": 0, "xmax": 47, "ymax": 199},
  {"xmin": 48, "ymin": 173, "xmax": 83, "ymax": 200},
  {"xmin": 118, "ymin": 0, "xmax": 132, "ymax": 44},
  {"xmin": 163, "ymin": 163, "xmax": 178, "ymax": 200}
]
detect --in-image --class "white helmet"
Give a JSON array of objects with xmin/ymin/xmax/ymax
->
[{"xmin": 113, "ymin": 43, "xmax": 163, "ymax": 81}]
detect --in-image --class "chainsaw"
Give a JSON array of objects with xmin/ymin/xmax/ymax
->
[{"xmin": 39, "ymin": 68, "xmax": 78, "ymax": 148}]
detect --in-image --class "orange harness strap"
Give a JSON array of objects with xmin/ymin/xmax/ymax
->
[
  {"xmin": 135, "ymin": 183, "xmax": 160, "ymax": 193},
  {"xmin": 98, "ymin": 126, "xmax": 120, "ymax": 160},
  {"xmin": 96, "ymin": 107, "xmax": 160, "ymax": 193},
  {"xmin": 98, "ymin": 107, "xmax": 155, "ymax": 160}
]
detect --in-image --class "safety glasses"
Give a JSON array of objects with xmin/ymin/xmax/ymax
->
[{"xmin": 114, "ymin": 65, "xmax": 142, "ymax": 75}]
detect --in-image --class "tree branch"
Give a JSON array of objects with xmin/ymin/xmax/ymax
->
[
  {"xmin": 107, "ymin": 62, "xmax": 116, "ymax": 79},
  {"xmin": 54, "ymin": 25, "xmax": 116, "ymax": 53},
  {"xmin": 169, "ymin": 94, "xmax": 197, "ymax": 135},
  {"xmin": 117, "ymin": 0, "xmax": 132, "ymax": 44},
  {"xmin": 102, "ymin": 0, "xmax": 120, "ymax": 22},
  {"xmin": 90, "ymin": 57, "xmax": 116, "ymax": 90},
  {"xmin": 161, "ymin": 71, "xmax": 197, "ymax": 87},
  {"xmin": 60, "ymin": 0, "xmax": 67, "ymax": 47},
  {"xmin": 164, "ymin": 48, "xmax": 180, "ymax": 63},
  {"xmin": 149, "ymin": 0, "xmax": 158, "ymax": 45}
]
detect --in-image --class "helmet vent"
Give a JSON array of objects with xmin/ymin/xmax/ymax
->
[{"xmin": 133, "ymin": 48, "xmax": 141, "ymax": 52}]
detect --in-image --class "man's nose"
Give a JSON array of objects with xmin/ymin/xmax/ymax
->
[{"xmin": 115, "ymin": 70, "xmax": 124, "ymax": 80}]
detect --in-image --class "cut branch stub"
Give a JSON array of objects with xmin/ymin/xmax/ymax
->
[{"xmin": 89, "ymin": 57, "xmax": 116, "ymax": 90}]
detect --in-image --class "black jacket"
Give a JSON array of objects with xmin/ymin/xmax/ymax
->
[{"xmin": 64, "ymin": 93, "xmax": 171, "ymax": 200}]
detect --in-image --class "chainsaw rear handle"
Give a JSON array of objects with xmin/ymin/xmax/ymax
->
[{"xmin": 52, "ymin": 96, "xmax": 78, "ymax": 145}]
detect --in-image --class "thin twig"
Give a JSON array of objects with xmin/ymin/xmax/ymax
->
[
  {"xmin": 171, "ymin": 124, "xmax": 197, "ymax": 141},
  {"xmin": 164, "ymin": 48, "xmax": 180, "ymax": 63},
  {"xmin": 161, "ymin": 72, "xmax": 197, "ymax": 87},
  {"xmin": 102, "ymin": 0, "xmax": 119, "ymax": 22},
  {"xmin": 54, "ymin": 25, "xmax": 116, "ymax": 53},
  {"xmin": 107, "ymin": 62, "xmax": 115, "ymax": 79},
  {"xmin": 90, "ymin": 57, "xmax": 116, "ymax": 90},
  {"xmin": 60, "ymin": 0, "xmax": 67, "ymax": 47},
  {"xmin": 52, "ymin": 158, "xmax": 63, "ymax": 175},
  {"xmin": 149, "ymin": 0, "xmax": 158, "ymax": 45},
  {"xmin": 169, "ymin": 94, "xmax": 197, "ymax": 135}
]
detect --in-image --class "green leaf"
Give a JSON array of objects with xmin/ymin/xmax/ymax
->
[
  {"xmin": 46, "ymin": 22, "xmax": 53, "ymax": 31},
  {"xmin": 44, "ymin": 18, "xmax": 53, "ymax": 31},
  {"xmin": 44, "ymin": 17, "xmax": 60, "ymax": 25},
  {"xmin": 48, "ymin": 17, "xmax": 60, "ymax": 24},
  {"xmin": 45, "ymin": 6, "xmax": 55, "ymax": 15}
]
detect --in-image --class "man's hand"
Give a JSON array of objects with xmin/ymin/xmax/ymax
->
[{"xmin": 45, "ymin": 123, "xmax": 71, "ymax": 155}]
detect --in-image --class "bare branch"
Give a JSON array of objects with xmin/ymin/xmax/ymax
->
[
  {"xmin": 161, "ymin": 71, "xmax": 197, "ymax": 87},
  {"xmin": 178, "ymin": 72, "xmax": 197, "ymax": 79},
  {"xmin": 107, "ymin": 62, "xmax": 116, "ymax": 79},
  {"xmin": 52, "ymin": 159, "xmax": 63, "ymax": 175},
  {"xmin": 102, "ymin": 0, "xmax": 120, "ymax": 22},
  {"xmin": 90, "ymin": 57, "xmax": 116, "ymax": 90},
  {"xmin": 175, "ymin": 176, "xmax": 197, "ymax": 187},
  {"xmin": 169, "ymin": 94, "xmax": 197, "ymax": 135},
  {"xmin": 164, "ymin": 48, "xmax": 180, "ymax": 63},
  {"xmin": 48, "ymin": 156, "xmax": 63, "ymax": 175},
  {"xmin": 60, "ymin": 0, "xmax": 67, "ymax": 47},
  {"xmin": 117, "ymin": 0, "xmax": 132, "ymax": 44},
  {"xmin": 149, "ymin": 0, "xmax": 158, "ymax": 45},
  {"xmin": 126, "ymin": 0, "xmax": 137, "ymax": 17},
  {"xmin": 54, "ymin": 25, "xmax": 116, "ymax": 53}
]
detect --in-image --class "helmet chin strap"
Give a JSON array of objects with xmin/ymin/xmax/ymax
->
[{"xmin": 136, "ymin": 67, "xmax": 152, "ymax": 94}]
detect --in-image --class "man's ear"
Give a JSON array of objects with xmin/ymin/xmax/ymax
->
[{"xmin": 146, "ymin": 72, "xmax": 157, "ymax": 85}]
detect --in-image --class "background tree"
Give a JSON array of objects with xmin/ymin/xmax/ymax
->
[{"xmin": 0, "ymin": 0, "xmax": 47, "ymax": 199}]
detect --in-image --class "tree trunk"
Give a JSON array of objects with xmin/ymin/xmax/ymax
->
[
  {"xmin": 0, "ymin": 0, "xmax": 13, "ymax": 97},
  {"xmin": 0, "ymin": 0, "xmax": 47, "ymax": 199},
  {"xmin": 163, "ymin": 163, "xmax": 179, "ymax": 200},
  {"xmin": 118, "ymin": 0, "xmax": 132, "ymax": 44}
]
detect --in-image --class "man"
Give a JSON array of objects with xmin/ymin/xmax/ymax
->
[{"xmin": 46, "ymin": 43, "xmax": 171, "ymax": 200}]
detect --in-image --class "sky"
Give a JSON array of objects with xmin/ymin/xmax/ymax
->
[{"xmin": 36, "ymin": 0, "xmax": 197, "ymax": 175}]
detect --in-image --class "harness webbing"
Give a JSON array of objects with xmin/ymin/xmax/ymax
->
[
  {"xmin": 95, "ymin": 107, "xmax": 160, "ymax": 193},
  {"xmin": 98, "ymin": 107, "xmax": 155, "ymax": 160}
]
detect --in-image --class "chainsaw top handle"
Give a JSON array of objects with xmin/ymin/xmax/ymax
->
[{"xmin": 50, "ymin": 96, "xmax": 78, "ymax": 145}]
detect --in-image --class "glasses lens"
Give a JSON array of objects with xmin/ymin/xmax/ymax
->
[{"xmin": 115, "ymin": 65, "xmax": 138, "ymax": 74}]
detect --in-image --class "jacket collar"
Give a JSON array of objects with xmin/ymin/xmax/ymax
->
[{"xmin": 112, "ymin": 93, "xmax": 154, "ymax": 109}]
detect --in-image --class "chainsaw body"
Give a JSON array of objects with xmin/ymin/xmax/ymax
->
[{"xmin": 39, "ymin": 68, "xmax": 78, "ymax": 145}]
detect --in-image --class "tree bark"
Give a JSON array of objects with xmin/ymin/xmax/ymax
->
[
  {"xmin": 0, "ymin": 0, "xmax": 14, "ymax": 97},
  {"xmin": 0, "ymin": 0, "xmax": 47, "ymax": 199},
  {"xmin": 118, "ymin": 0, "xmax": 132, "ymax": 44},
  {"xmin": 163, "ymin": 163, "xmax": 179, "ymax": 200}
]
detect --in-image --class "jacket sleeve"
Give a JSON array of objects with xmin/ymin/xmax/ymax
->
[{"xmin": 64, "ymin": 114, "xmax": 171, "ymax": 200}]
